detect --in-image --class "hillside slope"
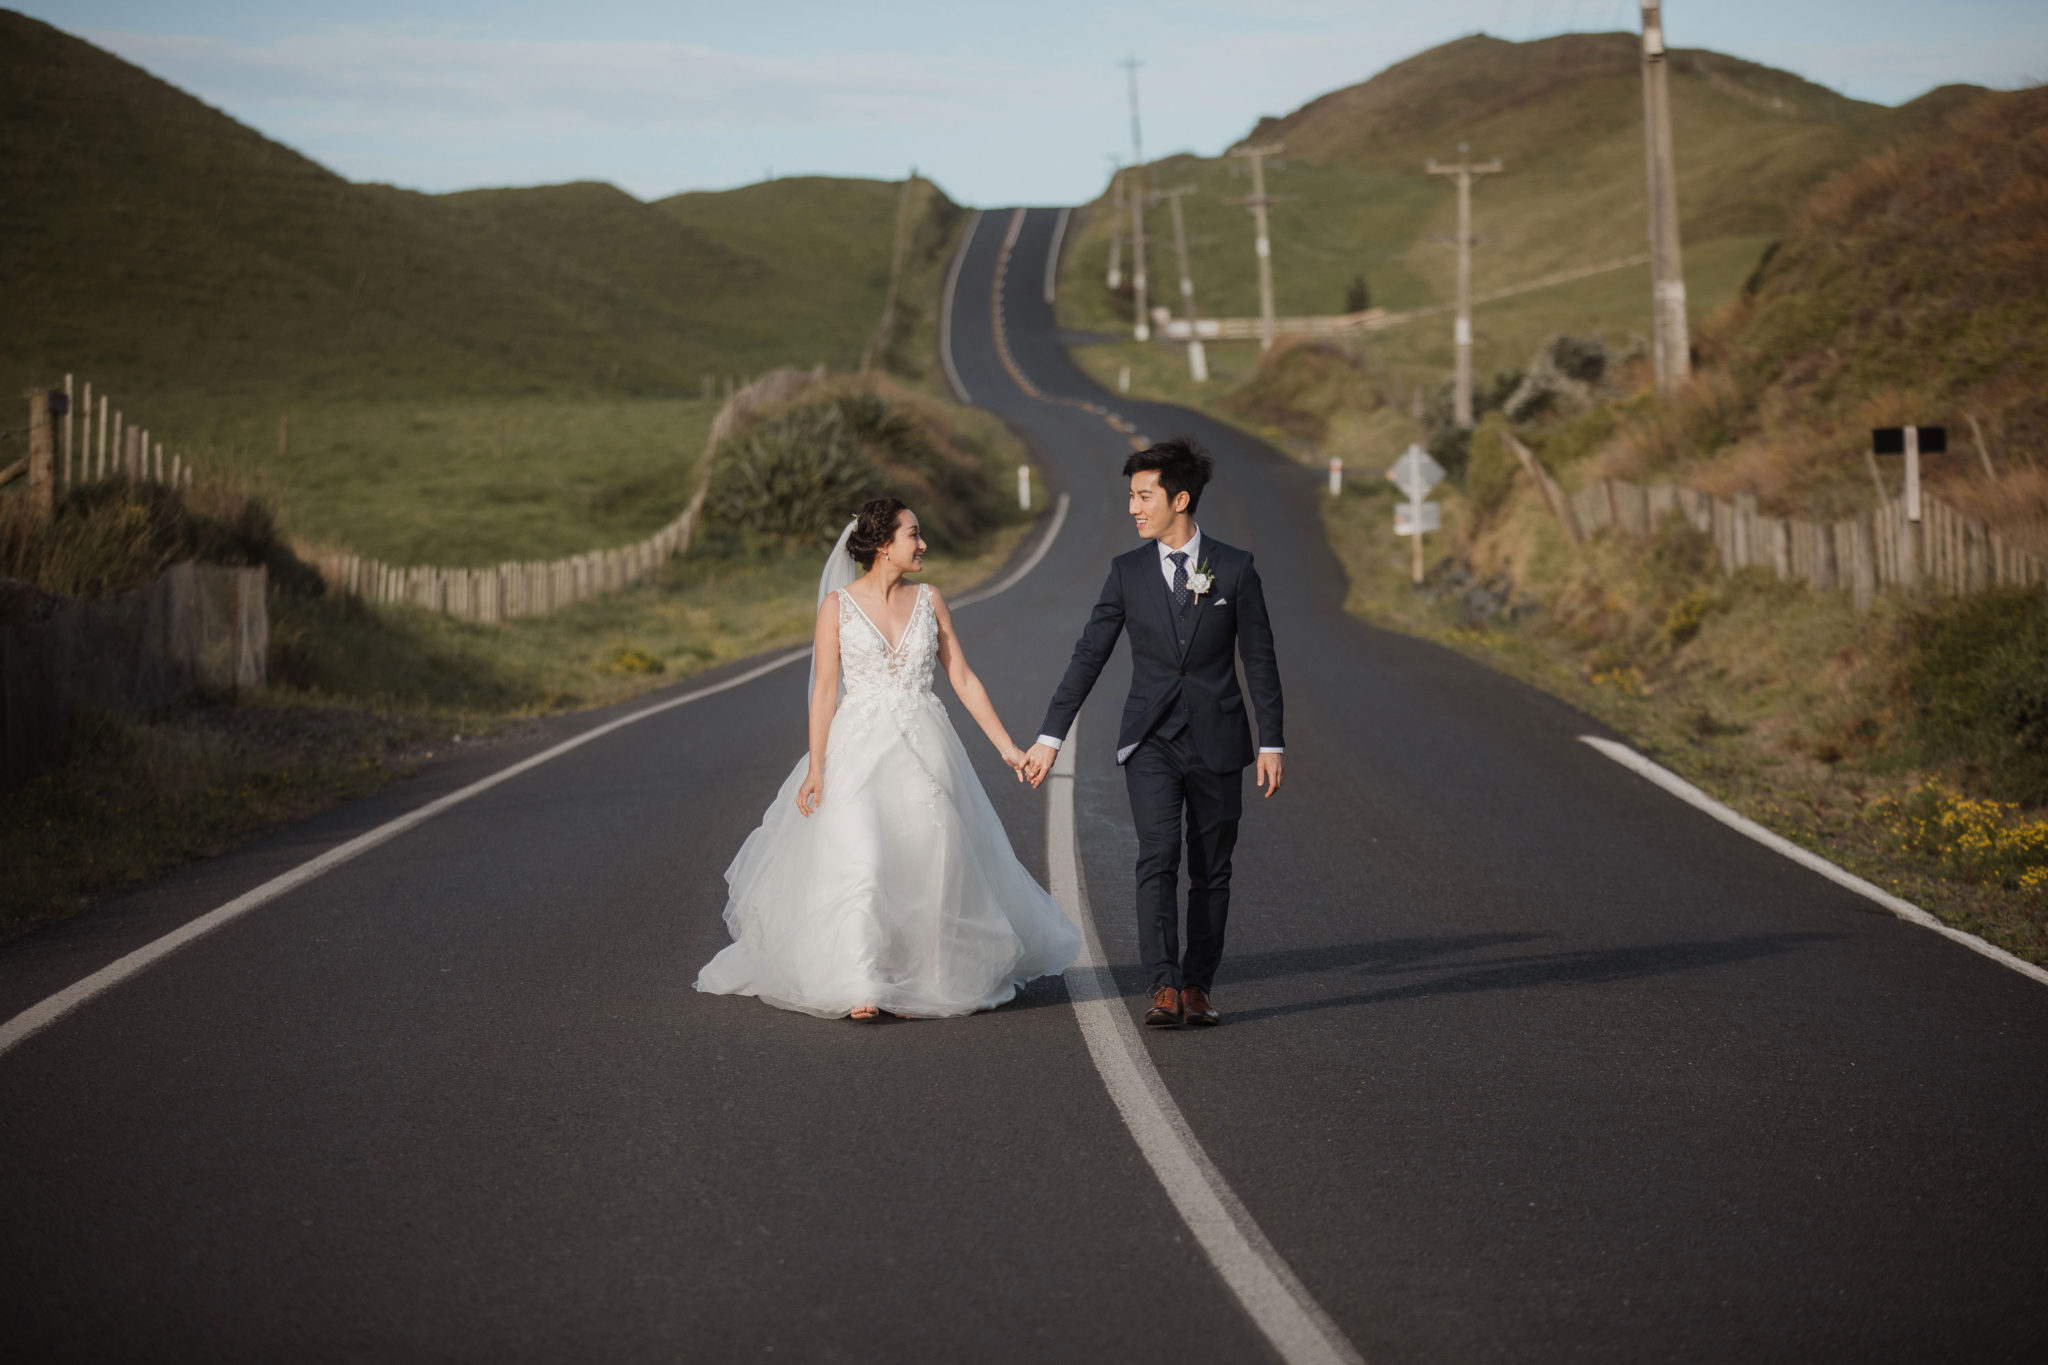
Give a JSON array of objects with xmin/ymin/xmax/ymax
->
[
  {"xmin": 1059, "ymin": 32, "xmax": 1982, "ymax": 398},
  {"xmin": 1645, "ymin": 85, "xmax": 2048, "ymax": 527},
  {"xmin": 0, "ymin": 11, "xmax": 936, "ymax": 408}
]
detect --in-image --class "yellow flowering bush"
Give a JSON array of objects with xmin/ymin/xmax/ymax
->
[{"xmin": 1873, "ymin": 779, "xmax": 2048, "ymax": 895}]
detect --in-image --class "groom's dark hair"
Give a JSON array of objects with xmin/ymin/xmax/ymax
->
[{"xmin": 1124, "ymin": 437, "xmax": 1214, "ymax": 515}]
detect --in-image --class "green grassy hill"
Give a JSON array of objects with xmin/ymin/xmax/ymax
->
[
  {"xmin": 1060, "ymin": 32, "xmax": 1983, "ymax": 407},
  {"xmin": 0, "ymin": 9, "xmax": 935, "ymax": 408},
  {"xmin": 0, "ymin": 10, "xmax": 969, "ymax": 561}
]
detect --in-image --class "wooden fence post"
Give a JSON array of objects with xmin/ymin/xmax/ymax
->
[
  {"xmin": 23, "ymin": 389, "xmax": 55, "ymax": 523},
  {"xmin": 1731, "ymin": 493, "xmax": 1755, "ymax": 568},
  {"xmin": 61, "ymin": 373, "xmax": 73, "ymax": 492},
  {"xmin": 1851, "ymin": 513, "xmax": 1876, "ymax": 610}
]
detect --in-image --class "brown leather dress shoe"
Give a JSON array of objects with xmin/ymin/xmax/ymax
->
[
  {"xmin": 1143, "ymin": 985, "xmax": 1184, "ymax": 1027},
  {"xmin": 1181, "ymin": 985, "xmax": 1219, "ymax": 1026}
]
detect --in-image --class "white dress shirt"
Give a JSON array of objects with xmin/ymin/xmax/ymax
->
[{"xmin": 1037, "ymin": 525, "xmax": 1282, "ymax": 755}]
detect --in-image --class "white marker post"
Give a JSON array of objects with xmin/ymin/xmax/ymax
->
[
  {"xmin": 1903, "ymin": 424, "xmax": 1922, "ymax": 523},
  {"xmin": 1118, "ymin": 365, "xmax": 1131, "ymax": 393},
  {"xmin": 1018, "ymin": 465, "xmax": 1032, "ymax": 511},
  {"xmin": 1387, "ymin": 443, "xmax": 1446, "ymax": 585},
  {"xmin": 1328, "ymin": 457, "xmax": 1343, "ymax": 496}
]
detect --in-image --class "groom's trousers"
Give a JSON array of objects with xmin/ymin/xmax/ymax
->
[{"xmin": 1125, "ymin": 727, "xmax": 1243, "ymax": 992}]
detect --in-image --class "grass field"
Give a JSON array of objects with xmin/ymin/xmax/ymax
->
[{"xmin": 109, "ymin": 394, "xmax": 720, "ymax": 566}]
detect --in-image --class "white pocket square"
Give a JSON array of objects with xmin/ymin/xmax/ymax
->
[{"xmin": 1212, "ymin": 596, "xmax": 1228, "ymax": 606}]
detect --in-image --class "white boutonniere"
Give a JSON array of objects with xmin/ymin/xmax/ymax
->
[{"xmin": 1187, "ymin": 558, "xmax": 1215, "ymax": 598}]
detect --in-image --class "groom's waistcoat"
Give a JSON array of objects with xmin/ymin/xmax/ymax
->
[{"xmin": 1038, "ymin": 536, "xmax": 1283, "ymax": 771}]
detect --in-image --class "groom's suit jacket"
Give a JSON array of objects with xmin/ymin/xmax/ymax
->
[{"xmin": 1039, "ymin": 535, "xmax": 1283, "ymax": 772}]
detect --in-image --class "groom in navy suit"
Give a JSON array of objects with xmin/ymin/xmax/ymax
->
[{"xmin": 1022, "ymin": 438, "xmax": 1284, "ymax": 1027}]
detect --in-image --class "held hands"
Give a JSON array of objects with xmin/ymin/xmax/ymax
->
[
  {"xmin": 796, "ymin": 763, "xmax": 823, "ymax": 817},
  {"xmin": 1256, "ymin": 751, "xmax": 1284, "ymax": 799},
  {"xmin": 1021, "ymin": 742, "xmax": 1059, "ymax": 788},
  {"xmin": 1000, "ymin": 744, "xmax": 1028, "ymax": 780}
]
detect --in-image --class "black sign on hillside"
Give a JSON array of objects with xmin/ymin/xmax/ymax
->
[{"xmin": 1873, "ymin": 426, "xmax": 1947, "ymax": 454}]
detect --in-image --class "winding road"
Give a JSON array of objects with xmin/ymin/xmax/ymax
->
[{"xmin": 4, "ymin": 207, "xmax": 2046, "ymax": 1362}]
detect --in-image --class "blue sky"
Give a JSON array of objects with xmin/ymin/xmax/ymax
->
[{"xmin": 24, "ymin": 1, "xmax": 2048, "ymax": 205}]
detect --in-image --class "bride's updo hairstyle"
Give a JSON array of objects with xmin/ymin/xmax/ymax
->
[{"xmin": 846, "ymin": 496, "xmax": 911, "ymax": 568}]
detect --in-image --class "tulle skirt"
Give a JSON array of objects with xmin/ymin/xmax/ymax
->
[{"xmin": 694, "ymin": 691, "xmax": 1081, "ymax": 1019}]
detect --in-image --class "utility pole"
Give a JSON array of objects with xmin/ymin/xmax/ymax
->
[
  {"xmin": 1640, "ymin": 0, "xmax": 1691, "ymax": 390},
  {"xmin": 1226, "ymin": 142, "xmax": 1286, "ymax": 353},
  {"xmin": 1104, "ymin": 157, "xmax": 1124, "ymax": 291},
  {"xmin": 1123, "ymin": 57, "xmax": 1150, "ymax": 342},
  {"xmin": 1425, "ymin": 144, "xmax": 1503, "ymax": 427},
  {"xmin": 1153, "ymin": 184, "xmax": 1207, "ymax": 381}
]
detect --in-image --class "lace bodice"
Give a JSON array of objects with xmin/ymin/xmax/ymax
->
[{"xmin": 836, "ymin": 584, "xmax": 937, "ymax": 700}]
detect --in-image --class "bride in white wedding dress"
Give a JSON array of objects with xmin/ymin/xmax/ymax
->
[{"xmin": 694, "ymin": 498, "xmax": 1080, "ymax": 1020}]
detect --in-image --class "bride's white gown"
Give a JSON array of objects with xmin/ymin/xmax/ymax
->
[{"xmin": 695, "ymin": 584, "xmax": 1081, "ymax": 1018}]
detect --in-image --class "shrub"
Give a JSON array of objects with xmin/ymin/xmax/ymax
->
[
  {"xmin": 1872, "ymin": 779, "xmax": 2048, "ymax": 894},
  {"xmin": 702, "ymin": 380, "xmax": 1013, "ymax": 554},
  {"xmin": 1421, "ymin": 370, "xmax": 1520, "ymax": 482},
  {"xmin": 0, "ymin": 476, "xmax": 322, "ymax": 599},
  {"xmin": 1503, "ymin": 334, "xmax": 1613, "ymax": 423},
  {"xmin": 705, "ymin": 401, "xmax": 891, "ymax": 547},
  {"xmin": 604, "ymin": 646, "xmax": 664, "ymax": 676},
  {"xmin": 1219, "ymin": 340, "xmax": 1376, "ymax": 446},
  {"xmin": 1894, "ymin": 587, "xmax": 2048, "ymax": 805},
  {"xmin": 1660, "ymin": 586, "xmax": 1720, "ymax": 648},
  {"xmin": 1464, "ymin": 413, "xmax": 1521, "ymax": 517}
]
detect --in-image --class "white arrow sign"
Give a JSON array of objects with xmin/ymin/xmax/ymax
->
[{"xmin": 1386, "ymin": 444, "xmax": 1445, "ymax": 502}]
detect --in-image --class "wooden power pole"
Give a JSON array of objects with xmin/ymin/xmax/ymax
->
[
  {"xmin": 1153, "ymin": 184, "xmax": 1207, "ymax": 382},
  {"xmin": 1425, "ymin": 144, "xmax": 1503, "ymax": 427},
  {"xmin": 1226, "ymin": 142, "xmax": 1286, "ymax": 352},
  {"xmin": 1105, "ymin": 158, "xmax": 1124, "ymax": 291},
  {"xmin": 1640, "ymin": 0, "xmax": 1691, "ymax": 390},
  {"xmin": 1123, "ymin": 57, "xmax": 1150, "ymax": 342}
]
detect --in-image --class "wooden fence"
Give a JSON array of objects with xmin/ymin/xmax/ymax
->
[
  {"xmin": 1, "ymin": 563, "xmax": 267, "ymax": 788},
  {"xmin": 1564, "ymin": 475, "xmax": 2046, "ymax": 610},
  {"xmin": 0, "ymin": 375, "xmax": 198, "ymax": 506},
  {"xmin": 13, "ymin": 367, "xmax": 823, "ymax": 625},
  {"xmin": 306, "ymin": 366, "xmax": 824, "ymax": 622}
]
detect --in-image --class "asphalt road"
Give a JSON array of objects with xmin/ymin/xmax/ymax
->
[{"xmin": 4, "ymin": 206, "xmax": 2046, "ymax": 1363}]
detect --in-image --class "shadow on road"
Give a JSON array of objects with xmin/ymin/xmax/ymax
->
[{"xmin": 1218, "ymin": 931, "xmax": 1845, "ymax": 1024}]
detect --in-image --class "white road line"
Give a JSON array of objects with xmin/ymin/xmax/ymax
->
[
  {"xmin": 1581, "ymin": 736, "xmax": 2048, "ymax": 988},
  {"xmin": 1043, "ymin": 206, "xmax": 1071, "ymax": 306},
  {"xmin": 0, "ymin": 649, "xmax": 815, "ymax": 1059},
  {"xmin": 940, "ymin": 209, "xmax": 984, "ymax": 403},
  {"xmin": 0, "ymin": 484, "xmax": 1077, "ymax": 1061},
  {"xmin": 1047, "ymin": 739, "xmax": 1366, "ymax": 1365}
]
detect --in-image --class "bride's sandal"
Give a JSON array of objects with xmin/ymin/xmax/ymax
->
[{"xmin": 850, "ymin": 1005, "xmax": 882, "ymax": 1021}]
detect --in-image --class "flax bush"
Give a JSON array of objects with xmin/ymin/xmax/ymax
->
[{"xmin": 702, "ymin": 380, "xmax": 1013, "ymax": 554}]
